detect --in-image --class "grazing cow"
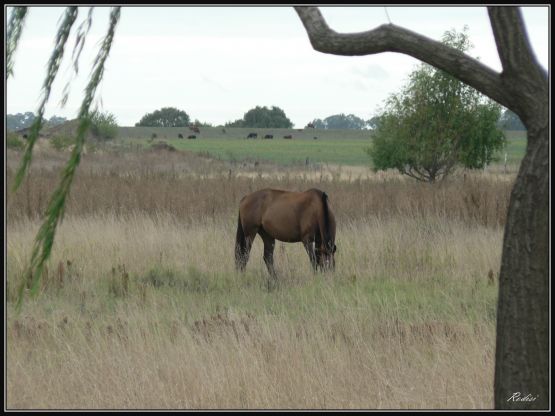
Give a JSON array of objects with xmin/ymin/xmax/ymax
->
[
  {"xmin": 235, "ymin": 188, "xmax": 337, "ymax": 278},
  {"xmin": 23, "ymin": 134, "xmax": 28, "ymax": 139},
  {"xmin": 313, "ymin": 136, "xmax": 318, "ymax": 140},
  {"xmin": 178, "ymin": 133, "xmax": 184, "ymax": 139},
  {"xmin": 306, "ymin": 122, "xmax": 315, "ymax": 129},
  {"xmin": 283, "ymin": 135, "xmax": 292, "ymax": 139},
  {"xmin": 187, "ymin": 135, "xmax": 196, "ymax": 139},
  {"xmin": 264, "ymin": 134, "xmax": 274, "ymax": 139},
  {"xmin": 151, "ymin": 133, "xmax": 157, "ymax": 139},
  {"xmin": 247, "ymin": 133, "xmax": 258, "ymax": 139}
]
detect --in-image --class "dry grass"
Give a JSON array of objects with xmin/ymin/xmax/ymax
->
[
  {"xmin": 7, "ymin": 148, "xmax": 513, "ymax": 228},
  {"xmin": 6, "ymin": 148, "xmax": 507, "ymax": 409}
]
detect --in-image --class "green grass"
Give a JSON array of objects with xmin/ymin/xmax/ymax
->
[
  {"xmin": 114, "ymin": 126, "xmax": 526, "ymax": 167},
  {"xmin": 499, "ymin": 130, "xmax": 527, "ymax": 164}
]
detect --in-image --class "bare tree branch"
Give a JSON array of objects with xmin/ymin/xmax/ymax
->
[
  {"xmin": 294, "ymin": 6, "xmax": 514, "ymax": 110},
  {"xmin": 487, "ymin": 7, "xmax": 548, "ymax": 126},
  {"xmin": 487, "ymin": 7, "xmax": 547, "ymax": 80}
]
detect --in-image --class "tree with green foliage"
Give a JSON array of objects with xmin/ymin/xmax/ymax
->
[
  {"xmin": 227, "ymin": 105, "xmax": 293, "ymax": 128},
  {"xmin": 367, "ymin": 28, "xmax": 505, "ymax": 183},
  {"xmin": 89, "ymin": 110, "xmax": 118, "ymax": 140},
  {"xmin": 312, "ymin": 113, "xmax": 368, "ymax": 129},
  {"xmin": 224, "ymin": 118, "xmax": 244, "ymax": 127},
  {"xmin": 135, "ymin": 107, "xmax": 190, "ymax": 127}
]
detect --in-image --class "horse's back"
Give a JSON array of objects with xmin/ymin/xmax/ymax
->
[{"xmin": 239, "ymin": 188, "xmax": 324, "ymax": 243}]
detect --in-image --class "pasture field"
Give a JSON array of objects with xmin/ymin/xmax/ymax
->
[
  {"xmin": 6, "ymin": 147, "xmax": 514, "ymax": 409},
  {"xmin": 114, "ymin": 127, "xmax": 526, "ymax": 167}
]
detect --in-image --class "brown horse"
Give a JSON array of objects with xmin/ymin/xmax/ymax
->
[{"xmin": 235, "ymin": 188, "xmax": 336, "ymax": 278}]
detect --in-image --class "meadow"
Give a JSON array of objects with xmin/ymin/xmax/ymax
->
[
  {"xmin": 6, "ymin": 144, "xmax": 515, "ymax": 409},
  {"xmin": 114, "ymin": 126, "xmax": 526, "ymax": 167}
]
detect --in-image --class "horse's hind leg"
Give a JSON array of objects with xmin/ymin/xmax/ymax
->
[
  {"xmin": 236, "ymin": 229, "xmax": 257, "ymax": 272},
  {"xmin": 259, "ymin": 230, "xmax": 277, "ymax": 279}
]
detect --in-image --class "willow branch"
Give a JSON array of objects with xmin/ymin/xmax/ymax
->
[{"xmin": 6, "ymin": 6, "xmax": 28, "ymax": 78}]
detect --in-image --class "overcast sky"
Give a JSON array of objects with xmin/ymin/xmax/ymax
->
[{"xmin": 6, "ymin": 6, "xmax": 549, "ymax": 128}]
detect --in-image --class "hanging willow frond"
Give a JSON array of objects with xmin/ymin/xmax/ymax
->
[
  {"xmin": 12, "ymin": 7, "xmax": 78, "ymax": 192},
  {"xmin": 6, "ymin": 6, "xmax": 28, "ymax": 78},
  {"xmin": 15, "ymin": 6, "xmax": 122, "ymax": 311},
  {"xmin": 61, "ymin": 7, "xmax": 95, "ymax": 108}
]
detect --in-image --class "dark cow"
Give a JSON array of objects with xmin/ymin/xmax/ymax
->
[
  {"xmin": 313, "ymin": 136, "xmax": 318, "ymax": 140},
  {"xmin": 283, "ymin": 135, "xmax": 292, "ymax": 139},
  {"xmin": 151, "ymin": 133, "xmax": 157, "ymax": 139},
  {"xmin": 178, "ymin": 133, "xmax": 184, "ymax": 139},
  {"xmin": 264, "ymin": 134, "xmax": 274, "ymax": 139},
  {"xmin": 306, "ymin": 122, "xmax": 315, "ymax": 129},
  {"xmin": 187, "ymin": 135, "xmax": 197, "ymax": 139},
  {"xmin": 247, "ymin": 133, "xmax": 258, "ymax": 139},
  {"xmin": 222, "ymin": 128, "xmax": 227, "ymax": 134}
]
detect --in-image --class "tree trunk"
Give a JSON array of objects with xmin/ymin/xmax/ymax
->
[
  {"xmin": 494, "ymin": 117, "xmax": 549, "ymax": 410},
  {"xmin": 294, "ymin": 6, "xmax": 550, "ymax": 410}
]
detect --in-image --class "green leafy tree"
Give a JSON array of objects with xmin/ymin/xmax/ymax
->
[
  {"xmin": 89, "ymin": 110, "xmax": 118, "ymax": 140},
  {"xmin": 233, "ymin": 105, "xmax": 293, "ymax": 128},
  {"xmin": 224, "ymin": 118, "xmax": 244, "ymax": 127},
  {"xmin": 312, "ymin": 113, "xmax": 368, "ymax": 129},
  {"xmin": 192, "ymin": 119, "xmax": 213, "ymax": 127},
  {"xmin": 135, "ymin": 107, "xmax": 190, "ymax": 127},
  {"xmin": 46, "ymin": 115, "xmax": 68, "ymax": 126},
  {"xmin": 367, "ymin": 27, "xmax": 505, "ymax": 183}
]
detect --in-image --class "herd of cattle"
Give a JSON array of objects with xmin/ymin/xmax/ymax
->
[
  {"xmin": 245, "ymin": 133, "xmax": 317, "ymax": 140},
  {"xmin": 150, "ymin": 125, "xmax": 318, "ymax": 141}
]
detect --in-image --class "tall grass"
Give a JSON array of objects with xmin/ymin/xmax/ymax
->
[
  {"xmin": 6, "ymin": 148, "xmax": 507, "ymax": 409},
  {"xmin": 7, "ymin": 149, "xmax": 513, "ymax": 228}
]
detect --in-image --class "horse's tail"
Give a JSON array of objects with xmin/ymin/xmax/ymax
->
[
  {"xmin": 235, "ymin": 212, "xmax": 247, "ymax": 271},
  {"xmin": 321, "ymin": 192, "xmax": 332, "ymax": 249}
]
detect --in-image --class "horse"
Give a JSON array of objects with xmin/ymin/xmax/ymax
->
[{"xmin": 235, "ymin": 188, "xmax": 336, "ymax": 278}]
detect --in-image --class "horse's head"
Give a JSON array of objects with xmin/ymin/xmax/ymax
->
[{"xmin": 317, "ymin": 241, "xmax": 336, "ymax": 271}]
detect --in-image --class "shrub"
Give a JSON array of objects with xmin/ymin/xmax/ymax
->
[
  {"xmin": 50, "ymin": 135, "xmax": 75, "ymax": 151},
  {"xmin": 7, "ymin": 133, "xmax": 25, "ymax": 150},
  {"xmin": 90, "ymin": 110, "xmax": 118, "ymax": 140}
]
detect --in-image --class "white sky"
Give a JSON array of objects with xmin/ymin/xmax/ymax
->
[{"xmin": 5, "ymin": 6, "xmax": 550, "ymax": 128}]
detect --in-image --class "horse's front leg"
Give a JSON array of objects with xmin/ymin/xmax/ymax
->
[
  {"xmin": 303, "ymin": 240, "xmax": 318, "ymax": 272},
  {"xmin": 262, "ymin": 237, "xmax": 277, "ymax": 279}
]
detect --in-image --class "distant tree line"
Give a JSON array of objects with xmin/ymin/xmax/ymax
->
[
  {"xmin": 311, "ymin": 113, "xmax": 369, "ymax": 129},
  {"xmin": 10, "ymin": 106, "xmax": 525, "ymax": 133},
  {"xmin": 7, "ymin": 112, "xmax": 68, "ymax": 131},
  {"xmin": 497, "ymin": 109, "xmax": 526, "ymax": 131}
]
